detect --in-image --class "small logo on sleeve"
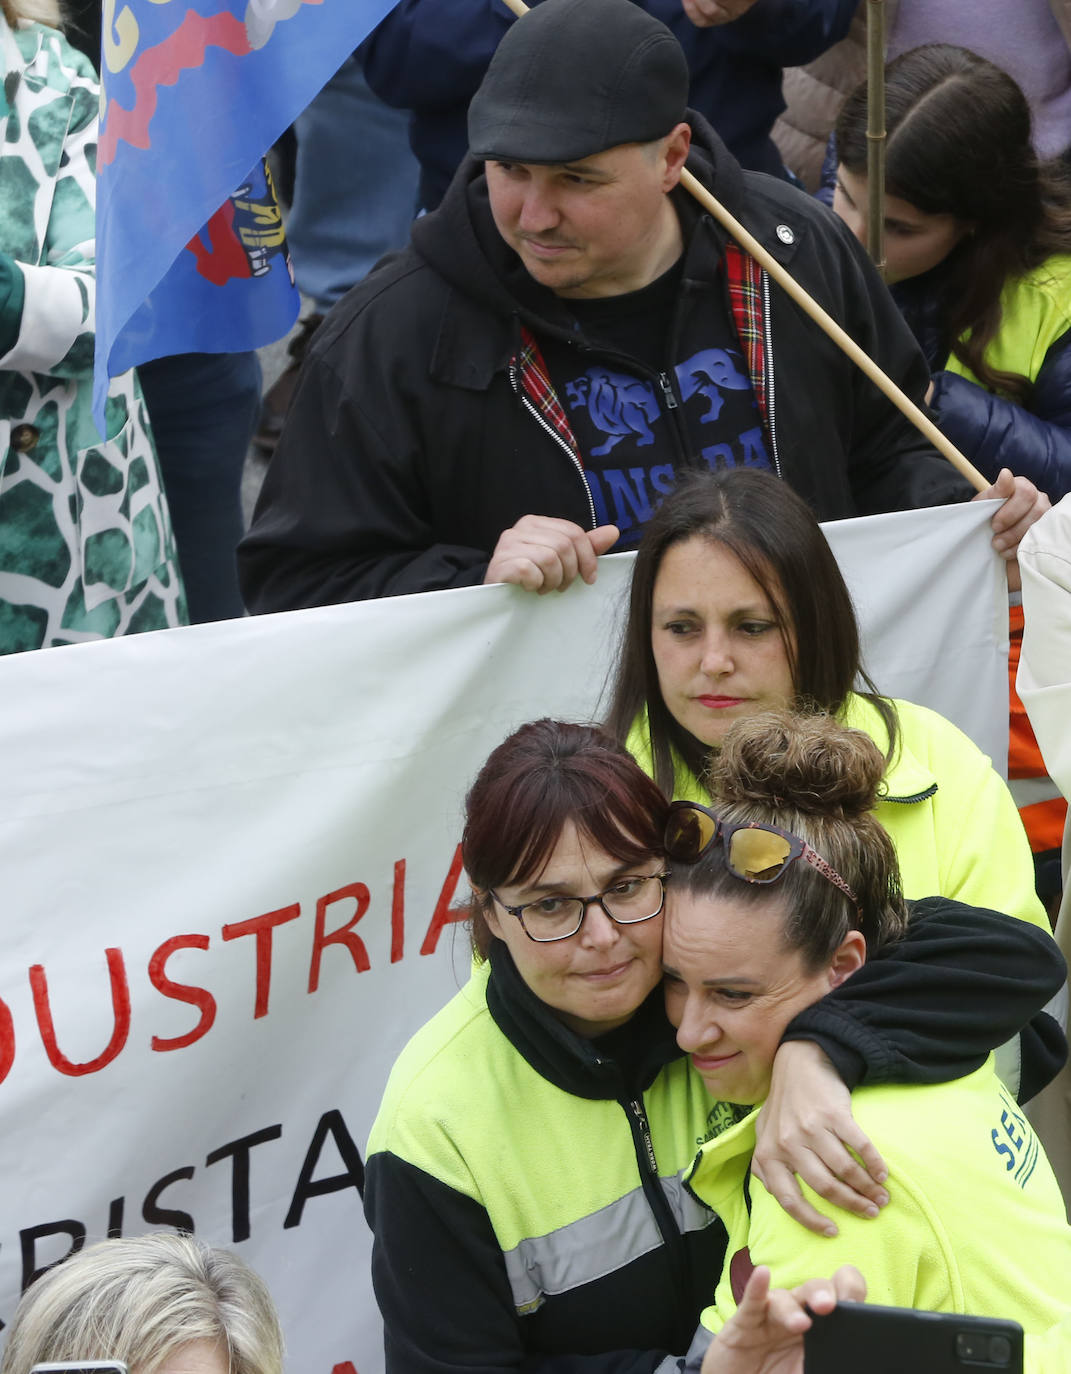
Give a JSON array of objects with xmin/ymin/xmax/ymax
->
[{"xmin": 990, "ymin": 1093, "xmax": 1040, "ymax": 1189}]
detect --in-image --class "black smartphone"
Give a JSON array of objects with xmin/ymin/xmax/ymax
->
[
  {"xmin": 804, "ymin": 1301, "xmax": 1023, "ymax": 1374},
  {"xmin": 30, "ymin": 1364, "xmax": 128, "ymax": 1373}
]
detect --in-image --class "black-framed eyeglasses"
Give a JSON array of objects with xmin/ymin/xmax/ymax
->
[
  {"xmin": 664, "ymin": 801, "xmax": 862, "ymax": 920},
  {"xmin": 489, "ymin": 872, "xmax": 670, "ymax": 943}
]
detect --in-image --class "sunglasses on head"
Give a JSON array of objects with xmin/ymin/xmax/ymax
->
[{"xmin": 663, "ymin": 800, "xmax": 862, "ymax": 919}]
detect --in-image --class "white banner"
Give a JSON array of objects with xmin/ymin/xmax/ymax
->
[{"xmin": 0, "ymin": 502, "xmax": 1007, "ymax": 1372}]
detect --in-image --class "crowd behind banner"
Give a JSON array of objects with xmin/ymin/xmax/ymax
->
[
  {"xmin": 4, "ymin": 0, "xmax": 1071, "ymax": 1369},
  {"xmin": 0, "ymin": 504, "xmax": 1007, "ymax": 1373}
]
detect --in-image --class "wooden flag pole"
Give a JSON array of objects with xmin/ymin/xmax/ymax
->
[{"xmin": 496, "ymin": 0, "xmax": 987, "ymax": 492}]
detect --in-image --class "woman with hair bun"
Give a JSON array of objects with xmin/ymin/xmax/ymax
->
[
  {"xmin": 664, "ymin": 708, "xmax": 1071, "ymax": 1349},
  {"xmin": 362, "ymin": 717, "xmax": 1062, "ymax": 1374}
]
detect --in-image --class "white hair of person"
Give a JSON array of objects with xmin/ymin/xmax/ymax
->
[
  {"xmin": 1, "ymin": 0, "xmax": 64, "ymax": 29},
  {"xmin": 0, "ymin": 1234, "xmax": 284, "ymax": 1374}
]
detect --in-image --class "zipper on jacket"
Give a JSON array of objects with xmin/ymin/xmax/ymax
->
[
  {"xmin": 509, "ymin": 359, "xmax": 598, "ymax": 530},
  {"xmin": 658, "ymin": 372, "xmax": 679, "ymax": 410},
  {"xmin": 883, "ymin": 784, "xmax": 939, "ymax": 805},
  {"xmin": 629, "ymin": 1097, "xmax": 660, "ymax": 1176},
  {"xmin": 661, "ymin": 284, "xmax": 708, "ymax": 459},
  {"xmin": 622, "ymin": 1096, "xmax": 691, "ymax": 1318},
  {"xmin": 761, "ymin": 271, "xmax": 783, "ymax": 478}
]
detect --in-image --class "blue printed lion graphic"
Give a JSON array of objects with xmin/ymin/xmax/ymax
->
[
  {"xmin": 674, "ymin": 348, "xmax": 751, "ymax": 422},
  {"xmin": 565, "ymin": 368, "xmax": 660, "ymax": 456}
]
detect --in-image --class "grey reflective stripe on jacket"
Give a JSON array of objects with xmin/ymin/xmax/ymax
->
[
  {"xmin": 504, "ymin": 1172, "xmax": 718, "ymax": 1313},
  {"xmin": 1008, "ymin": 775, "xmax": 1067, "ymax": 810}
]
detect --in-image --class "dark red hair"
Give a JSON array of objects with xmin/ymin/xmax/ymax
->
[{"xmin": 463, "ymin": 719, "xmax": 670, "ymax": 958}]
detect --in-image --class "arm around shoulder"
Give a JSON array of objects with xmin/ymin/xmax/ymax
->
[{"xmin": 782, "ymin": 896, "xmax": 1066, "ymax": 1088}]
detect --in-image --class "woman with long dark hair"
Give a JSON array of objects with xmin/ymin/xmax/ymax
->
[
  {"xmin": 605, "ymin": 465, "xmax": 1064, "ymax": 1067},
  {"xmin": 832, "ymin": 43, "xmax": 1071, "ymax": 503},
  {"xmin": 362, "ymin": 715, "xmax": 1062, "ymax": 1374},
  {"xmin": 606, "ymin": 469, "xmax": 1050, "ymax": 950}
]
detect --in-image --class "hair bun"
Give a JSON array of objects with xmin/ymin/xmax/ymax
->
[{"xmin": 708, "ymin": 709, "xmax": 885, "ymax": 820}]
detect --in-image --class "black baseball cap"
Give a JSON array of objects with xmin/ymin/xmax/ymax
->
[{"xmin": 468, "ymin": 0, "xmax": 689, "ymax": 165}]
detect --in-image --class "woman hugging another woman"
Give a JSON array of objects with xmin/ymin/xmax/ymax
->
[
  {"xmin": 664, "ymin": 708, "xmax": 1071, "ymax": 1361},
  {"xmin": 362, "ymin": 710, "xmax": 1061, "ymax": 1373}
]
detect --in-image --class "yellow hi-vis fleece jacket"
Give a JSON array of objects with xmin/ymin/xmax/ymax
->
[
  {"xmin": 364, "ymin": 924, "xmax": 1064, "ymax": 1374},
  {"xmin": 686, "ymin": 1058, "xmax": 1071, "ymax": 1341}
]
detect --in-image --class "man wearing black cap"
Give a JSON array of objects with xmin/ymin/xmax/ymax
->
[{"xmin": 239, "ymin": 0, "xmax": 1044, "ymax": 609}]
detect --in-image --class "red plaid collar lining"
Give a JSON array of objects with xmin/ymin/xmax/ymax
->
[
  {"xmin": 723, "ymin": 243, "xmax": 769, "ymax": 429},
  {"xmin": 517, "ymin": 326, "xmax": 582, "ymax": 464}
]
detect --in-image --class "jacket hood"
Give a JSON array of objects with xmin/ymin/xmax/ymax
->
[
  {"xmin": 409, "ymin": 109, "xmax": 747, "ymax": 333},
  {"xmin": 485, "ymin": 939, "xmax": 683, "ymax": 1101}
]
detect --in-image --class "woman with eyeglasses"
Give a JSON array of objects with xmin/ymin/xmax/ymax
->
[
  {"xmin": 664, "ymin": 709, "xmax": 1071, "ymax": 1356},
  {"xmin": 362, "ymin": 717, "xmax": 1062, "ymax": 1374}
]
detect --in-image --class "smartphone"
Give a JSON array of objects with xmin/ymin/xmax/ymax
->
[
  {"xmin": 30, "ymin": 1364, "xmax": 128, "ymax": 1373},
  {"xmin": 804, "ymin": 1302, "xmax": 1023, "ymax": 1374}
]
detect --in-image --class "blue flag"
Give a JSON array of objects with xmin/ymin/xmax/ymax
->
[{"xmin": 95, "ymin": 0, "xmax": 398, "ymax": 426}]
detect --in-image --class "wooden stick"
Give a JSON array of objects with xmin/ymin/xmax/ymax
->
[
  {"xmin": 495, "ymin": 0, "xmax": 987, "ymax": 492},
  {"xmin": 678, "ymin": 168, "xmax": 986, "ymax": 490},
  {"xmin": 866, "ymin": 0, "xmax": 887, "ymax": 274}
]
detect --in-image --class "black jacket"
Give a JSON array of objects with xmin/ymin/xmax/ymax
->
[
  {"xmin": 240, "ymin": 116, "xmax": 972, "ymax": 611},
  {"xmin": 363, "ymin": 899, "xmax": 1065, "ymax": 1374}
]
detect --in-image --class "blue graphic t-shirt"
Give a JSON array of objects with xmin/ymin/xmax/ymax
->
[{"xmin": 540, "ymin": 262, "xmax": 771, "ymax": 548}]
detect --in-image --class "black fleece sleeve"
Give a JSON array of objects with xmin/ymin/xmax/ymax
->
[
  {"xmin": 365, "ymin": 1152, "xmax": 674, "ymax": 1374},
  {"xmin": 238, "ymin": 338, "xmax": 492, "ymax": 609},
  {"xmin": 780, "ymin": 897, "xmax": 1067, "ymax": 1096}
]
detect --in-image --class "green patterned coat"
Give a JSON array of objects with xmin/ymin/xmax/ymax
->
[{"xmin": 0, "ymin": 17, "xmax": 186, "ymax": 652}]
